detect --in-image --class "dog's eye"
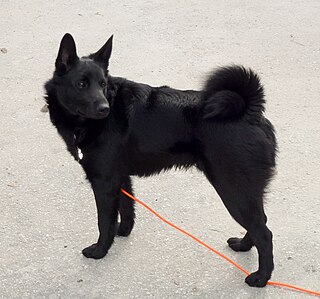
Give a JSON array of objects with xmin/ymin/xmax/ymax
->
[
  {"xmin": 100, "ymin": 81, "xmax": 107, "ymax": 88},
  {"xmin": 77, "ymin": 81, "xmax": 87, "ymax": 89}
]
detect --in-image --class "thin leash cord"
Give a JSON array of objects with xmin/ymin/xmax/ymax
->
[{"xmin": 121, "ymin": 189, "xmax": 320, "ymax": 297}]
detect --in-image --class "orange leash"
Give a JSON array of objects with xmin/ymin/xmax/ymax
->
[{"xmin": 121, "ymin": 189, "xmax": 320, "ymax": 297}]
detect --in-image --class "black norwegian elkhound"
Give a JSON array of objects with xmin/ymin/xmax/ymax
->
[{"xmin": 44, "ymin": 33, "xmax": 277, "ymax": 287}]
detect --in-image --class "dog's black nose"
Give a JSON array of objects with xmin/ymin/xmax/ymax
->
[{"xmin": 97, "ymin": 103, "xmax": 109, "ymax": 116}]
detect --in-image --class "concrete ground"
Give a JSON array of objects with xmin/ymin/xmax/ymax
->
[{"xmin": 0, "ymin": 1, "xmax": 319, "ymax": 298}]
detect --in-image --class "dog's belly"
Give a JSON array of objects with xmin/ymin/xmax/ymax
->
[{"xmin": 126, "ymin": 150, "xmax": 197, "ymax": 177}]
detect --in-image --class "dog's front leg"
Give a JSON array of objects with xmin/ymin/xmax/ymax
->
[{"xmin": 82, "ymin": 178, "xmax": 119, "ymax": 259}]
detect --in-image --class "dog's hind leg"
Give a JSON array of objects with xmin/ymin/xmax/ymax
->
[
  {"xmin": 227, "ymin": 213, "xmax": 267, "ymax": 252},
  {"xmin": 227, "ymin": 232, "xmax": 253, "ymax": 252},
  {"xmin": 203, "ymin": 164, "xmax": 274, "ymax": 287},
  {"xmin": 117, "ymin": 176, "xmax": 135, "ymax": 236}
]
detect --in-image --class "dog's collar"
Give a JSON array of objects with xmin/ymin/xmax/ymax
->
[
  {"xmin": 73, "ymin": 124, "xmax": 89, "ymax": 162},
  {"xmin": 72, "ymin": 120, "xmax": 105, "ymax": 162},
  {"xmin": 73, "ymin": 133, "xmax": 83, "ymax": 162}
]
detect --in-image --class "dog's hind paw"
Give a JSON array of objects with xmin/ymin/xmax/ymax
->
[
  {"xmin": 82, "ymin": 244, "xmax": 108, "ymax": 259},
  {"xmin": 245, "ymin": 271, "xmax": 269, "ymax": 287},
  {"xmin": 227, "ymin": 237, "xmax": 253, "ymax": 252}
]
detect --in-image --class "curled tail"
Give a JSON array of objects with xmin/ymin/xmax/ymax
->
[{"xmin": 202, "ymin": 65, "xmax": 265, "ymax": 122}]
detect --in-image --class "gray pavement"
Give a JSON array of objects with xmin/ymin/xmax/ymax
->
[{"xmin": 0, "ymin": 1, "xmax": 319, "ymax": 298}]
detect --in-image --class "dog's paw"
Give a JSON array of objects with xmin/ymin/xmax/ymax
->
[
  {"xmin": 117, "ymin": 220, "xmax": 134, "ymax": 237},
  {"xmin": 82, "ymin": 244, "xmax": 108, "ymax": 259},
  {"xmin": 245, "ymin": 271, "xmax": 269, "ymax": 287},
  {"xmin": 227, "ymin": 237, "xmax": 252, "ymax": 252}
]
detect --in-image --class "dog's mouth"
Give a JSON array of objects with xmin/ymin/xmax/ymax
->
[
  {"xmin": 77, "ymin": 110, "xmax": 89, "ymax": 118},
  {"xmin": 77, "ymin": 109, "xmax": 109, "ymax": 119}
]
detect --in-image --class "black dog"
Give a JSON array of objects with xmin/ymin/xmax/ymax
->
[{"xmin": 44, "ymin": 33, "xmax": 277, "ymax": 287}]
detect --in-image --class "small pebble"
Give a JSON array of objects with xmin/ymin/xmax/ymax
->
[{"xmin": 41, "ymin": 104, "xmax": 49, "ymax": 113}]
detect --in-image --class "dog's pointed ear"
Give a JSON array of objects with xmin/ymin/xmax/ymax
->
[
  {"xmin": 92, "ymin": 35, "xmax": 113, "ymax": 67},
  {"xmin": 55, "ymin": 33, "xmax": 79, "ymax": 75}
]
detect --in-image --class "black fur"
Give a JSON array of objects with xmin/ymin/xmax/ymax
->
[{"xmin": 44, "ymin": 33, "xmax": 277, "ymax": 287}]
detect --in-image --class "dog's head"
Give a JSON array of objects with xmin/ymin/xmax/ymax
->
[{"xmin": 52, "ymin": 33, "xmax": 113, "ymax": 119}]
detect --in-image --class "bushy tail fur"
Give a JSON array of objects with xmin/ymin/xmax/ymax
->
[{"xmin": 202, "ymin": 65, "xmax": 265, "ymax": 122}]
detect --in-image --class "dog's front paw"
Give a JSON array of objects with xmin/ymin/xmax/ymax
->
[
  {"xmin": 245, "ymin": 271, "xmax": 269, "ymax": 287},
  {"xmin": 82, "ymin": 244, "xmax": 108, "ymax": 259},
  {"xmin": 117, "ymin": 219, "xmax": 134, "ymax": 237}
]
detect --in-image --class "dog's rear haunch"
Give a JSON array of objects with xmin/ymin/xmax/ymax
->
[{"xmin": 45, "ymin": 33, "xmax": 276, "ymax": 287}]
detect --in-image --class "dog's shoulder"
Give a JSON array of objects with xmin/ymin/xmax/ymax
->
[{"xmin": 109, "ymin": 76, "xmax": 153, "ymax": 115}]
